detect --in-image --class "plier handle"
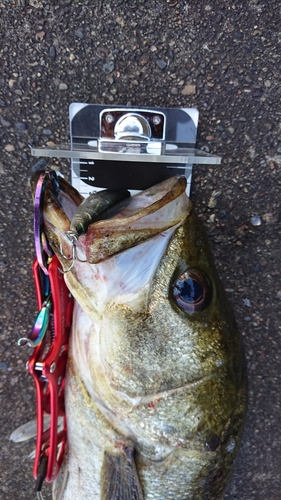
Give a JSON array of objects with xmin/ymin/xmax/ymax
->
[{"xmin": 28, "ymin": 256, "xmax": 73, "ymax": 483}]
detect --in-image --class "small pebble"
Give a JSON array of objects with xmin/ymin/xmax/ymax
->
[
  {"xmin": 156, "ymin": 60, "xmax": 167, "ymax": 70},
  {"xmin": 251, "ymin": 215, "xmax": 261, "ymax": 226},
  {"xmin": 181, "ymin": 84, "xmax": 196, "ymax": 95},
  {"xmin": 8, "ymin": 79, "xmax": 16, "ymax": 88},
  {"xmin": 43, "ymin": 128, "xmax": 52, "ymax": 135},
  {"xmin": 75, "ymin": 29, "xmax": 84, "ymax": 39},
  {"xmin": 208, "ymin": 190, "xmax": 221, "ymax": 208},
  {"xmin": 102, "ymin": 61, "xmax": 114, "ymax": 74},
  {"xmin": 1, "ymin": 117, "xmax": 11, "ymax": 127},
  {"xmin": 4, "ymin": 144, "xmax": 15, "ymax": 152},
  {"xmin": 16, "ymin": 122, "xmax": 26, "ymax": 130},
  {"xmin": 0, "ymin": 362, "xmax": 8, "ymax": 370},
  {"xmin": 49, "ymin": 46, "xmax": 56, "ymax": 59},
  {"xmin": 59, "ymin": 83, "xmax": 68, "ymax": 90},
  {"xmin": 35, "ymin": 31, "xmax": 45, "ymax": 41}
]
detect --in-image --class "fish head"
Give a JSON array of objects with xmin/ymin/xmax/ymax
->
[
  {"xmin": 40, "ymin": 174, "xmax": 191, "ymax": 319},
  {"xmin": 40, "ymin": 173, "xmax": 246, "ymax": 458}
]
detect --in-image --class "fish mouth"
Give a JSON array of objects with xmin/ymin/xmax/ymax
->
[{"xmin": 42, "ymin": 175, "xmax": 192, "ymax": 264}]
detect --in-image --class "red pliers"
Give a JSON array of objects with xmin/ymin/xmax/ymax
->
[
  {"xmin": 25, "ymin": 170, "xmax": 73, "ymax": 496},
  {"xmin": 28, "ymin": 256, "xmax": 73, "ymax": 491}
]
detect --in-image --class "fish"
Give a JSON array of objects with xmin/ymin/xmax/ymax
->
[{"xmin": 31, "ymin": 174, "xmax": 248, "ymax": 499}]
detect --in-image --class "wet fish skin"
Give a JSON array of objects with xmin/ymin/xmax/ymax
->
[{"xmin": 39, "ymin": 175, "xmax": 247, "ymax": 499}]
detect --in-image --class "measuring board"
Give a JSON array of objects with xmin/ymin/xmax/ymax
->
[{"xmin": 31, "ymin": 104, "xmax": 221, "ymax": 197}]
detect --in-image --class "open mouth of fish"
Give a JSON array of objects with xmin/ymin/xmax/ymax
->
[{"xmin": 43, "ymin": 175, "xmax": 192, "ymax": 323}]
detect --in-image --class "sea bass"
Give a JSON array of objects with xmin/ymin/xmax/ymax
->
[{"xmin": 37, "ymin": 174, "xmax": 247, "ymax": 499}]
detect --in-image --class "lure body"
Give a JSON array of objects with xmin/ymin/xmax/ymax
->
[{"xmin": 67, "ymin": 189, "xmax": 131, "ymax": 241}]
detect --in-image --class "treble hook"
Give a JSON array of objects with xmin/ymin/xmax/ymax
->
[{"xmin": 59, "ymin": 231, "xmax": 87, "ymax": 274}]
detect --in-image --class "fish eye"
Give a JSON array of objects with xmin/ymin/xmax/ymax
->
[{"xmin": 171, "ymin": 269, "xmax": 212, "ymax": 314}]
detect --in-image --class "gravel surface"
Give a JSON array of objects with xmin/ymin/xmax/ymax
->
[{"xmin": 1, "ymin": 1, "xmax": 281, "ymax": 499}]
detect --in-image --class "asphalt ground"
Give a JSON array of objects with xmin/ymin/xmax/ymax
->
[{"xmin": 0, "ymin": 1, "xmax": 281, "ymax": 499}]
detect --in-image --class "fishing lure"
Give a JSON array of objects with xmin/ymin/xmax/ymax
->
[
  {"xmin": 18, "ymin": 295, "xmax": 51, "ymax": 348},
  {"xmin": 60, "ymin": 189, "xmax": 130, "ymax": 272}
]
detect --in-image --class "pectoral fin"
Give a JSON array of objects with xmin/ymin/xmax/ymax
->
[{"xmin": 100, "ymin": 444, "xmax": 144, "ymax": 500}]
